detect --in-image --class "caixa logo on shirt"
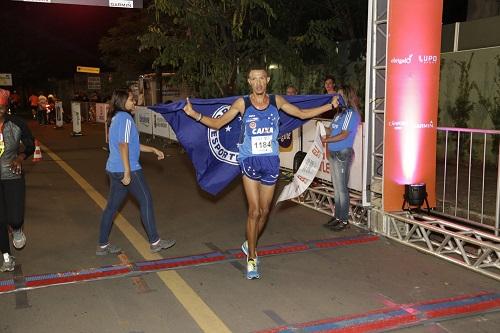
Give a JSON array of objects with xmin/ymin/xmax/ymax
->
[{"xmin": 208, "ymin": 105, "xmax": 240, "ymax": 165}]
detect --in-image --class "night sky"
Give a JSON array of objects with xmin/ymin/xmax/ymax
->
[
  {"xmin": 0, "ymin": 0, "xmax": 467, "ymax": 84},
  {"xmin": 0, "ymin": 1, "xmax": 135, "ymax": 81}
]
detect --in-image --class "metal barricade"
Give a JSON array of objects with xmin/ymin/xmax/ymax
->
[{"xmin": 437, "ymin": 127, "xmax": 500, "ymax": 236}]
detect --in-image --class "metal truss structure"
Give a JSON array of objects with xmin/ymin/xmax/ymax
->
[
  {"xmin": 383, "ymin": 211, "xmax": 500, "ymax": 281},
  {"xmin": 291, "ymin": 184, "xmax": 369, "ymax": 228},
  {"xmin": 363, "ymin": 0, "xmax": 388, "ymax": 209}
]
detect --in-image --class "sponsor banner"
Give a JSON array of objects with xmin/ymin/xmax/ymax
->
[
  {"xmin": 55, "ymin": 101, "xmax": 64, "ymax": 128},
  {"xmin": 95, "ymin": 103, "xmax": 108, "ymax": 123},
  {"xmin": 384, "ymin": 0, "xmax": 442, "ymax": 210},
  {"xmin": 153, "ymin": 112, "xmax": 169, "ymax": 138},
  {"xmin": 134, "ymin": 106, "xmax": 153, "ymax": 135},
  {"xmin": 152, "ymin": 111, "xmax": 177, "ymax": 141},
  {"xmin": 277, "ymin": 122, "xmax": 326, "ymax": 203},
  {"xmin": 71, "ymin": 102, "xmax": 82, "ymax": 134}
]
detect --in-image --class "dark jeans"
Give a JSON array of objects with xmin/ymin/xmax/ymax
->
[
  {"xmin": 0, "ymin": 178, "xmax": 25, "ymax": 254},
  {"xmin": 99, "ymin": 169, "xmax": 159, "ymax": 245},
  {"xmin": 328, "ymin": 148, "xmax": 353, "ymax": 221},
  {"xmin": 37, "ymin": 107, "xmax": 46, "ymax": 125}
]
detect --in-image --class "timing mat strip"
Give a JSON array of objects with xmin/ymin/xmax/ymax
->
[
  {"xmin": 0, "ymin": 233, "xmax": 379, "ymax": 294},
  {"xmin": 256, "ymin": 291, "xmax": 500, "ymax": 333}
]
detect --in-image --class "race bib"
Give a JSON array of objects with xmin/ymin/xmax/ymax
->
[{"xmin": 251, "ymin": 135, "xmax": 272, "ymax": 154}]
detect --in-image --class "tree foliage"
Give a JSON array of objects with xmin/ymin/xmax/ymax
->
[
  {"xmin": 99, "ymin": 10, "xmax": 157, "ymax": 83},
  {"xmin": 139, "ymin": 0, "xmax": 290, "ymax": 97},
  {"xmin": 136, "ymin": 0, "xmax": 367, "ymax": 97},
  {"xmin": 447, "ymin": 53, "xmax": 475, "ymax": 129}
]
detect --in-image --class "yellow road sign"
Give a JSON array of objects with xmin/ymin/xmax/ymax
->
[{"xmin": 77, "ymin": 66, "xmax": 100, "ymax": 74}]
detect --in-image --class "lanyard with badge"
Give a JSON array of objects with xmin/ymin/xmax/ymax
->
[{"xmin": 0, "ymin": 123, "xmax": 4, "ymax": 158}]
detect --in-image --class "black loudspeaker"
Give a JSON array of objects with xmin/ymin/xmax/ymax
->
[{"xmin": 293, "ymin": 151, "xmax": 307, "ymax": 174}]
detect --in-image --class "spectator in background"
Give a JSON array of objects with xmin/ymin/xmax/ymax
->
[
  {"xmin": 47, "ymin": 94, "xmax": 56, "ymax": 124},
  {"xmin": 28, "ymin": 93, "xmax": 38, "ymax": 120},
  {"xmin": 9, "ymin": 90, "xmax": 21, "ymax": 115},
  {"xmin": 37, "ymin": 93, "xmax": 47, "ymax": 125},
  {"xmin": 286, "ymin": 85, "xmax": 298, "ymax": 96},
  {"xmin": 322, "ymin": 75, "xmax": 338, "ymax": 118},
  {"xmin": 324, "ymin": 75, "xmax": 337, "ymax": 94},
  {"xmin": 321, "ymin": 85, "xmax": 361, "ymax": 231},
  {"xmin": 0, "ymin": 88, "xmax": 35, "ymax": 272}
]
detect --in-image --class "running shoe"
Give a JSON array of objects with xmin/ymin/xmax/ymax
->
[
  {"xmin": 12, "ymin": 228, "xmax": 26, "ymax": 249},
  {"xmin": 246, "ymin": 258, "xmax": 260, "ymax": 280},
  {"xmin": 331, "ymin": 220, "xmax": 349, "ymax": 231},
  {"xmin": 241, "ymin": 240, "xmax": 259, "ymax": 264},
  {"xmin": 241, "ymin": 240, "xmax": 248, "ymax": 256},
  {"xmin": 323, "ymin": 217, "xmax": 341, "ymax": 228},
  {"xmin": 96, "ymin": 244, "xmax": 122, "ymax": 256},
  {"xmin": 150, "ymin": 239, "xmax": 176, "ymax": 253},
  {"xmin": 0, "ymin": 255, "xmax": 15, "ymax": 272}
]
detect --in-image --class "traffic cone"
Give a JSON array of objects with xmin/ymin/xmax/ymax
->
[{"xmin": 33, "ymin": 139, "xmax": 42, "ymax": 162}]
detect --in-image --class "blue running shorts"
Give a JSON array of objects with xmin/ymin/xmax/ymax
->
[{"xmin": 239, "ymin": 156, "xmax": 280, "ymax": 185}]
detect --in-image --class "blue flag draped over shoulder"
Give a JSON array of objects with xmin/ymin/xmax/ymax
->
[{"xmin": 150, "ymin": 95, "xmax": 333, "ymax": 195}]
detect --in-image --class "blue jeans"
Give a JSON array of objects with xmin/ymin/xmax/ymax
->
[
  {"xmin": 328, "ymin": 148, "xmax": 353, "ymax": 221},
  {"xmin": 99, "ymin": 169, "xmax": 159, "ymax": 245}
]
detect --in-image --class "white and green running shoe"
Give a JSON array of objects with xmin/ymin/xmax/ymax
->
[{"xmin": 246, "ymin": 258, "xmax": 260, "ymax": 280}]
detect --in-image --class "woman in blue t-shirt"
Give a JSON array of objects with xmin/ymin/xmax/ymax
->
[
  {"xmin": 321, "ymin": 85, "xmax": 361, "ymax": 231},
  {"xmin": 97, "ymin": 89, "xmax": 175, "ymax": 255}
]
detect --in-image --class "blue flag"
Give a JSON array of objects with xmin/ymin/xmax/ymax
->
[{"xmin": 150, "ymin": 95, "xmax": 334, "ymax": 195}]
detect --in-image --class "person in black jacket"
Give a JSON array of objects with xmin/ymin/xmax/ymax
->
[{"xmin": 0, "ymin": 89, "xmax": 35, "ymax": 272}]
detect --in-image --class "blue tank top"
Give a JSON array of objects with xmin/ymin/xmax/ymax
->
[{"xmin": 238, "ymin": 95, "xmax": 280, "ymax": 160}]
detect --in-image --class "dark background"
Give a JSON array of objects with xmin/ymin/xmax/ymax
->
[{"xmin": 0, "ymin": 0, "xmax": 469, "ymax": 83}]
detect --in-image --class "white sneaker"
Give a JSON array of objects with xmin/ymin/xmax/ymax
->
[
  {"xmin": 246, "ymin": 258, "xmax": 260, "ymax": 280},
  {"xmin": 241, "ymin": 240, "xmax": 248, "ymax": 256},
  {"xmin": 12, "ymin": 228, "xmax": 26, "ymax": 249},
  {"xmin": 241, "ymin": 240, "xmax": 259, "ymax": 264},
  {"xmin": 0, "ymin": 255, "xmax": 15, "ymax": 272}
]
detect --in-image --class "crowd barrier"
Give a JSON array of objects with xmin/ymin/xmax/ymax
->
[
  {"xmin": 71, "ymin": 102, "xmax": 109, "ymax": 136},
  {"xmin": 134, "ymin": 106, "xmax": 363, "ymax": 192}
]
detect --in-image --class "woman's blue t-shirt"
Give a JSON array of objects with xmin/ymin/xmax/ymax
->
[{"xmin": 106, "ymin": 111, "xmax": 142, "ymax": 172}]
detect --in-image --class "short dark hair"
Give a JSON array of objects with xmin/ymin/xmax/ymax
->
[{"xmin": 247, "ymin": 66, "xmax": 268, "ymax": 77}]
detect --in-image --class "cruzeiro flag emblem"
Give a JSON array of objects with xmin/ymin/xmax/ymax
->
[{"xmin": 208, "ymin": 105, "xmax": 241, "ymax": 166}]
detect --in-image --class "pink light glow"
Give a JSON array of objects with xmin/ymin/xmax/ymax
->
[{"xmin": 399, "ymin": 78, "xmax": 421, "ymax": 184}]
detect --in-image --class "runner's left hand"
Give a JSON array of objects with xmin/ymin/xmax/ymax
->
[{"xmin": 154, "ymin": 148, "xmax": 165, "ymax": 160}]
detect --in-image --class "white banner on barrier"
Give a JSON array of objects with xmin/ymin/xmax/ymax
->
[
  {"xmin": 134, "ymin": 106, "xmax": 153, "ymax": 135},
  {"xmin": 71, "ymin": 102, "xmax": 82, "ymax": 134},
  {"xmin": 153, "ymin": 113, "xmax": 169, "ymax": 138},
  {"xmin": 95, "ymin": 103, "xmax": 108, "ymax": 123},
  {"xmin": 277, "ymin": 122, "xmax": 326, "ymax": 204},
  {"xmin": 279, "ymin": 119, "xmax": 363, "ymax": 192},
  {"xmin": 55, "ymin": 101, "xmax": 64, "ymax": 128}
]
